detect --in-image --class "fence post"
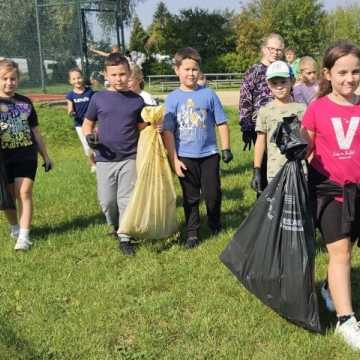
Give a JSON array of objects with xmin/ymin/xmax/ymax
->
[{"xmin": 34, "ymin": 0, "xmax": 46, "ymax": 93}]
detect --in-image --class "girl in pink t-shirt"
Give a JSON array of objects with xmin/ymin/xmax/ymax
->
[{"xmin": 302, "ymin": 41, "xmax": 360, "ymax": 349}]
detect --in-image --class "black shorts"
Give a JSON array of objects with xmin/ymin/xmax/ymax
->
[
  {"xmin": 5, "ymin": 160, "xmax": 37, "ymax": 183},
  {"xmin": 318, "ymin": 197, "xmax": 360, "ymax": 244}
]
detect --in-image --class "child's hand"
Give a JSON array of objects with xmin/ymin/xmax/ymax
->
[
  {"xmin": 174, "ymin": 158, "xmax": 187, "ymax": 177},
  {"xmin": 154, "ymin": 121, "xmax": 163, "ymax": 133},
  {"xmin": 42, "ymin": 157, "xmax": 53, "ymax": 172}
]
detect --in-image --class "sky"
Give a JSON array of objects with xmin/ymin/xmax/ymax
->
[{"xmin": 133, "ymin": 0, "xmax": 349, "ymax": 29}]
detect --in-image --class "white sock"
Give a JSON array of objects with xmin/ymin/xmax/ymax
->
[{"xmin": 19, "ymin": 228, "xmax": 30, "ymax": 240}]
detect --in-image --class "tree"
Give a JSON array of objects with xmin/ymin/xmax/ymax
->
[
  {"xmin": 146, "ymin": 1, "xmax": 178, "ymax": 54},
  {"xmin": 325, "ymin": 5, "xmax": 360, "ymax": 46},
  {"xmin": 129, "ymin": 15, "xmax": 148, "ymax": 52}
]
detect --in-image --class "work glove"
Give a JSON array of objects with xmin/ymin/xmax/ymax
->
[
  {"xmin": 221, "ymin": 149, "xmax": 233, "ymax": 163},
  {"xmin": 242, "ymin": 129, "xmax": 257, "ymax": 151},
  {"xmin": 42, "ymin": 159, "xmax": 53, "ymax": 172},
  {"xmin": 250, "ymin": 167, "xmax": 262, "ymax": 194},
  {"xmin": 85, "ymin": 133, "xmax": 100, "ymax": 150}
]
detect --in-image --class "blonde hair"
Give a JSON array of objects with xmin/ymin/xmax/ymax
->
[
  {"xmin": 130, "ymin": 64, "xmax": 144, "ymax": 89},
  {"xmin": 299, "ymin": 56, "xmax": 317, "ymax": 72},
  {"xmin": 0, "ymin": 59, "xmax": 20, "ymax": 77}
]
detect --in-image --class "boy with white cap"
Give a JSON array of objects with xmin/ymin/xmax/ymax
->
[{"xmin": 251, "ymin": 60, "xmax": 306, "ymax": 193}]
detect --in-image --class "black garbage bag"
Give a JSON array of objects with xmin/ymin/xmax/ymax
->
[{"xmin": 220, "ymin": 160, "xmax": 321, "ymax": 332}]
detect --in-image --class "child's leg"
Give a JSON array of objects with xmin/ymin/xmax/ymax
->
[
  {"xmin": 96, "ymin": 162, "xmax": 119, "ymax": 230},
  {"xmin": 327, "ymin": 238, "xmax": 353, "ymax": 316},
  {"xmin": 14, "ymin": 177, "xmax": 34, "ymax": 230},
  {"xmin": 178, "ymin": 157, "xmax": 201, "ymax": 238},
  {"xmin": 200, "ymin": 154, "xmax": 221, "ymax": 232},
  {"xmin": 116, "ymin": 159, "xmax": 137, "ymax": 240}
]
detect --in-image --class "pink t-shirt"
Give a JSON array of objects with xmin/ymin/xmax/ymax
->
[{"xmin": 302, "ymin": 96, "xmax": 360, "ymax": 185}]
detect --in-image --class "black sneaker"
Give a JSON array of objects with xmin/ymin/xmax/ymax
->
[
  {"xmin": 210, "ymin": 226, "xmax": 222, "ymax": 236},
  {"xmin": 118, "ymin": 240, "xmax": 136, "ymax": 256},
  {"xmin": 184, "ymin": 236, "xmax": 199, "ymax": 249}
]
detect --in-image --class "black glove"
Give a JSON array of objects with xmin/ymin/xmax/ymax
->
[
  {"xmin": 221, "ymin": 149, "xmax": 233, "ymax": 163},
  {"xmin": 42, "ymin": 160, "xmax": 52, "ymax": 172},
  {"xmin": 85, "ymin": 133, "xmax": 100, "ymax": 150},
  {"xmin": 69, "ymin": 111, "xmax": 76, "ymax": 118},
  {"xmin": 242, "ymin": 129, "xmax": 257, "ymax": 151},
  {"xmin": 250, "ymin": 167, "xmax": 262, "ymax": 193}
]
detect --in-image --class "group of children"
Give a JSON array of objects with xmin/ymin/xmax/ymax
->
[
  {"xmin": 243, "ymin": 37, "xmax": 360, "ymax": 350},
  {"xmin": 1, "ymin": 38, "xmax": 360, "ymax": 349}
]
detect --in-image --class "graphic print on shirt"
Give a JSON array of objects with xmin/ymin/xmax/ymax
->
[
  {"xmin": 177, "ymin": 98, "xmax": 207, "ymax": 144},
  {"xmin": 0, "ymin": 102, "xmax": 33, "ymax": 150},
  {"xmin": 331, "ymin": 116, "xmax": 360, "ymax": 159}
]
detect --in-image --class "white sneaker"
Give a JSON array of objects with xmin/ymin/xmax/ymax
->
[
  {"xmin": 336, "ymin": 316, "xmax": 360, "ymax": 350},
  {"xmin": 14, "ymin": 238, "xmax": 32, "ymax": 251},
  {"xmin": 321, "ymin": 282, "xmax": 336, "ymax": 312}
]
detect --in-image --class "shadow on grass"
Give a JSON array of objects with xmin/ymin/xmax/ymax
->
[
  {"xmin": 31, "ymin": 212, "xmax": 105, "ymax": 240},
  {"xmin": 0, "ymin": 318, "xmax": 59, "ymax": 359},
  {"xmin": 220, "ymin": 160, "xmax": 253, "ymax": 177}
]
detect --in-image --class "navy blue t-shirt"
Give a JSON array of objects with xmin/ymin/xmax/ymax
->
[
  {"xmin": 85, "ymin": 90, "xmax": 145, "ymax": 162},
  {"xmin": 66, "ymin": 87, "xmax": 94, "ymax": 126}
]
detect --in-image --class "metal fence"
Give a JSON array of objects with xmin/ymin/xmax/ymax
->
[{"xmin": 0, "ymin": 0, "xmax": 126, "ymax": 93}]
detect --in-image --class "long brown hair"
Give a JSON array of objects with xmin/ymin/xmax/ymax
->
[{"xmin": 318, "ymin": 41, "xmax": 360, "ymax": 98}]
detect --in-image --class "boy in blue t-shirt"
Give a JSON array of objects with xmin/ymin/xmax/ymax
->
[
  {"xmin": 65, "ymin": 68, "xmax": 95, "ymax": 172},
  {"xmin": 82, "ymin": 53, "xmax": 146, "ymax": 256},
  {"xmin": 163, "ymin": 47, "xmax": 233, "ymax": 249}
]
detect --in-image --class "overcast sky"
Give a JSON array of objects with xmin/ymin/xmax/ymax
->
[{"xmin": 134, "ymin": 0, "xmax": 350, "ymax": 28}]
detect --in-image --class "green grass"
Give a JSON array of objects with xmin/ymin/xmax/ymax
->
[{"xmin": 1, "ymin": 106, "xmax": 360, "ymax": 359}]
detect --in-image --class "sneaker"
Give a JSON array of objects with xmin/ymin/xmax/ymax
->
[
  {"xmin": 335, "ymin": 316, "xmax": 360, "ymax": 350},
  {"xmin": 184, "ymin": 236, "xmax": 199, "ymax": 249},
  {"xmin": 14, "ymin": 237, "xmax": 32, "ymax": 251},
  {"xmin": 118, "ymin": 240, "xmax": 136, "ymax": 256},
  {"xmin": 321, "ymin": 282, "xmax": 336, "ymax": 312}
]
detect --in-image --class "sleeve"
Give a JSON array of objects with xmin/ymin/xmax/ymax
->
[
  {"xmin": 136, "ymin": 99, "xmax": 145, "ymax": 123},
  {"xmin": 65, "ymin": 92, "xmax": 73, "ymax": 101},
  {"xmin": 163, "ymin": 93, "xmax": 177, "ymax": 133},
  {"xmin": 301, "ymin": 102, "xmax": 317, "ymax": 131},
  {"xmin": 84, "ymin": 96, "xmax": 98, "ymax": 122},
  {"xmin": 210, "ymin": 91, "xmax": 227, "ymax": 124},
  {"xmin": 28, "ymin": 101, "xmax": 39, "ymax": 128},
  {"xmin": 255, "ymin": 107, "xmax": 267, "ymax": 133},
  {"xmin": 239, "ymin": 66, "xmax": 256, "ymax": 131},
  {"xmin": 293, "ymin": 85, "xmax": 306, "ymax": 104}
]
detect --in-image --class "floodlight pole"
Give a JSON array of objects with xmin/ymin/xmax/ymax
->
[
  {"xmin": 77, "ymin": 0, "xmax": 85, "ymax": 73},
  {"xmin": 34, "ymin": 0, "xmax": 46, "ymax": 93}
]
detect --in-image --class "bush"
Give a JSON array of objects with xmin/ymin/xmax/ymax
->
[{"xmin": 49, "ymin": 58, "xmax": 77, "ymax": 84}]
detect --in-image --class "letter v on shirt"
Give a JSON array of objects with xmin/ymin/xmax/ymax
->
[{"xmin": 331, "ymin": 117, "xmax": 360, "ymax": 150}]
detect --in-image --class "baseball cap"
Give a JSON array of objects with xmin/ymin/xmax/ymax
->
[{"xmin": 266, "ymin": 61, "xmax": 293, "ymax": 80}]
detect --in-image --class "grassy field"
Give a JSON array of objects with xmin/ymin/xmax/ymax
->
[{"xmin": 1, "ymin": 106, "xmax": 360, "ymax": 359}]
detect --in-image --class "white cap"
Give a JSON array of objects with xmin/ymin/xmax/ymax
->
[{"xmin": 266, "ymin": 61, "xmax": 293, "ymax": 79}]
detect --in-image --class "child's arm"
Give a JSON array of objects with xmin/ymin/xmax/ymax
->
[
  {"xmin": 66, "ymin": 100, "xmax": 75, "ymax": 117},
  {"xmin": 162, "ymin": 130, "xmax": 187, "ymax": 177},
  {"xmin": 82, "ymin": 118, "xmax": 95, "ymax": 135},
  {"xmin": 89, "ymin": 46, "xmax": 109, "ymax": 57},
  {"xmin": 32, "ymin": 127, "xmax": 52, "ymax": 170},
  {"xmin": 217, "ymin": 123, "xmax": 233, "ymax": 163},
  {"xmin": 137, "ymin": 122, "xmax": 149, "ymax": 131},
  {"xmin": 251, "ymin": 132, "xmax": 266, "ymax": 193}
]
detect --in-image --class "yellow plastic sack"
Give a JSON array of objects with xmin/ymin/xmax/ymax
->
[{"xmin": 118, "ymin": 105, "xmax": 178, "ymax": 239}]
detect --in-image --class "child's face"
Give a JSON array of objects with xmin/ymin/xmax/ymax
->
[
  {"xmin": 175, "ymin": 59, "xmax": 200, "ymax": 90},
  {"xmin": 105, "ymin": 64, "xmax": 130, "ymax": 91},
  {"xmin": 128, "ymin": 76, "xmax": 141, "ymax": 93},
  {"xmin": 285, "ymin": 51, "xmax": 296, "ymax": 64},
  {"xmin": 325, "ymin": 54, "xmax": 360, "ymax": 100},
  {"xmin": 301, "ymin": 66, "xmax": 317, "ymax": 85},
  {"xmin": 0, "ymin": 69, "xmax": 18, "ymax": 97},
  {"xmin": 69, "ymin": 71, "xmax": 84, "ymax": 89},
  {"xmin": 267, "ymin": 77, "xmax": 293, "ymax": 100}
]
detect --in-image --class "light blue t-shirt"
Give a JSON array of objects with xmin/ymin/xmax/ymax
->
[{"xmin": 163, "ymin": 86, "xmax": 227, "ymax": 158}]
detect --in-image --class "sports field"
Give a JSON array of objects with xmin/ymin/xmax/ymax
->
[{"xmin": 0, "ymin": 105, "xmax": 360, "ymax": 359}]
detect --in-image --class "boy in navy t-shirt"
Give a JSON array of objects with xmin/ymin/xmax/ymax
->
[
  {"xmin": 82, "ymin": 53, "xmax": 146, "ymax": 256},
  {"xmin": 163, "ymin": 47, "xmax": 233, "ymax": 249},
  {"xmin": 65, "ymin": 68, "xmax": 95, "ymax": 172}
]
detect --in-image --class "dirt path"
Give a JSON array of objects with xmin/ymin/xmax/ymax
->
[{"xmin": 216, "ymin": 90, "xmax": 239, "ymax": 107}]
